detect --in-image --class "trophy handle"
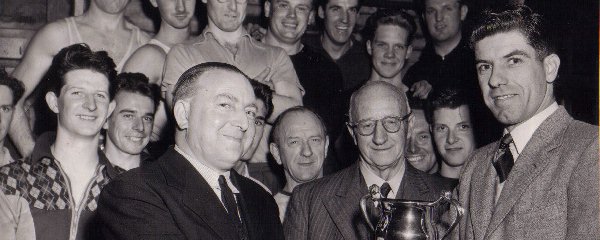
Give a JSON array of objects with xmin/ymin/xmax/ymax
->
[
  {"xmin": 439, "ymin": 192, "xmax": 464, "ymax": 240},
  {"xmin": 360, "ymin": 194, "xmax": 376, "ymax": 231}
]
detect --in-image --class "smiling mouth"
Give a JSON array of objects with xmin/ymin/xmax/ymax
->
[
  {"xmin": 77, "ymin": 115, "xmax": 96, "ymax": 121},
  {"xmin": 493, "ymin": 94, "xmax": 517, "ymax": 101},
  {"xmin": 127, "ymin": 136, "xmax": 144, "ymax": 142},
  {"xmin": 406, "ymin": 155, "xmax": 424, "ymax": 163}
]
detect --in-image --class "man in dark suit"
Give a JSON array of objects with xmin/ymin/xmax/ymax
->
[
  {"xmin": 284, "ymin": 81, "xmax": 449, "ymax": 239},
  {"xmin": 457, "ymin": 5, "xmax": 599, "ymax": 240},
  {"xmin": 98, "ymin": 62, "xmax": 284, "ymax": 239}
]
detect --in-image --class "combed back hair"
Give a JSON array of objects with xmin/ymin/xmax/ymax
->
[
  {"xmin": 317, "ymin": 0, "xmax": 362, "ymax": 11},
  {"xmin": 112, "ymin": 72, "xmax": 161, "ymax": 111},
  {"xmin": 0, "ymin": 69, "xmax": 25, "ymax": 105},
  {"xmin": 416, "ymin": 0, "xmax": 465, "ymax": 14},
  {"xmin": 46, "ymin": 43, "xmax": 117, "ymax": 99},
  {"xmin": 469, "ymin": 4, "xmax": 555, "ymax": 60},
  {"xmin": 425, "ymin": 87, "xmax": 470, "ymax": 124},
  {"xmin": 250, "ymin": 79, "xmax": 274, "ymax": 120},
  {"xmin": 363, "ymin": 9, "xmax": 416, "ymax": 45},
  {"xmin": 348, "ymin": 81, "xmax": 408, "ymax": 122},
  {"xmin": 172, "ymin": 62, "xmax": 250, "ymax": 105},
  {"xmin": 271, "ymin": 106, "xmax": 328, "ymax": 145}
]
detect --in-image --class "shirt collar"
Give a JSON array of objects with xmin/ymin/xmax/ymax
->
[
  {"xmin": 505, "ymin": 102, "xmax": 559, "ymax": 154},
  {"xmin": 174, "ymin": 145, "xmax": 239, "ymax": 193},
  {"xmin": 359, "ymin": 160, "xmax": 405, "ymax": 198},
  {"xmin": 201, "ymin": 28, "xmax": 256, "ymax": 47}
]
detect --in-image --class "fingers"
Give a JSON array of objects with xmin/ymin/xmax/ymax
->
[
  {"xmin": 410, "ymin": 80, "xmax": 432, "ymax": 99},
  {"xmin": 255, "ymin": 67, "xmax": 271, "ymax": 82}
]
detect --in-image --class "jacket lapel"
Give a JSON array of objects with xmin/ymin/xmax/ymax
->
[
  {"xmin": 484, "ymin": 108, "xmax": 569, "ymax": 238},
  {"xmin": 323, "ymin": 164, "xmax": 370, "ymax": 239},
  {"xmin": 162, "ymin": 149, "xmax": 237, "ymax": 240},
  {"xmin": 467, "ymin": 145, "xmax": 498, "ymax": 239},
  {"xmin": 397, "ymin": 162, "xmax": 436, "ymax": 200}
]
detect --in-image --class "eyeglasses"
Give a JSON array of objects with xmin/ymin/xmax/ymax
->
[
  {"xmin": 216, "ymin": 0, "xmax": 247, "ymax": 3},
  {"xmin": 347, "ymin": 111, "xmax": 412, "ymax": 136}
]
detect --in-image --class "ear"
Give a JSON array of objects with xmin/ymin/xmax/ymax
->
[
  {"xmin": 269, "ymin": 142, "xmax": 282, "ymax": 165},
  {"xmin": 202, "ymin": 0, "xmax": 207, "ymax": 4},
  {"xmin": 346, "ymin": 123, "xmax": 358, "ymax": 145},
  {"xmin": 406, "ymin": 113, "xmax": 415, "ymax": 140},
  {"xmin": 460, "ymin": 5, "xmax": 468, "ymax": 21},
  {"xmin": 308, "ymin": 10, "xmax": 316, "ymax": 25},
  {"xmin": 366, "ymin": 40, "xmax": 372, "ymax": 55},
  {"xmin": 149, "ymin": 0, "xmax": 158, "ymax": 8},
  {"xmin": 264, "ymin": 1, "xmax": 271, "ymax": 18},
  {"xmin": 173, "ymin": 100, "xmax": 190, "ymax": 130},
  {"xmin": 405, "ymin": 44, "xmax": 413, "ymax": 60},
  {"xmin": 108, "ymin": 101, "xmax": 116, "ymax": 118},
  {"xmin": 543, "ymin": 53, "xmax": 560, "ymax": 83},
  {"xmin": 45, "ymin": 92, "xmax": 59, "ymax": 114},
  {"xmin": 318, "ymin": 6, "xmax": 325, "ymax": 19},
  {"xmin": 323, "ymin": 136, "xmax": 330, "ymax": 158}
]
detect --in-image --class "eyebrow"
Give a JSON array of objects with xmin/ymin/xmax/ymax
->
[
  {"xmin": 503, "ymin": 49, "xmax": 531, "ymax": 59},
  {"xmin": 216, "ymin": 93, "xmax": 239, "ymax": 102}
]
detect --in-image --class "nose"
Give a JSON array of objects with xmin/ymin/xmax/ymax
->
[
  {"xmin": 446, "ymin": 129, "xmax": 457, "ymax": 144},
  {"xmin": 407, "ymin": 135, "xmax": 418, "ymax": 154},
  {"xmin": 227, "ymin": 0, "xmax": 238, "ymax": 11},
  {"xmin": 372, "ymin": 121, "xmax": 388, "ymax": 145},
  {"xmin": 176, "ymin": 0, "xmax": 186, "ymax": 12},
  {"xmin": 132, "ymin": 117, "xmax": 144, "ymax": 132},
  {"xmin": 340, "ymin": 10, "xmax": 349, "ymax": 23},
  {"xmin": 435, "ymin": 11, "xmax": 443, "ymax": 22},
  {"xmin": 286, "ymin": 7, "xmax": 296, "ymax": 18},
  {"xmin": 301, "ymin": 141, "xmax": 314, "ymax": 157},
  {"xmin": 232, "ymin": 110, "xmax": 250, "ymax": 132},
  {"xmin": 83, "ymin": 94, "xmax": 97, "ymax": 111},
  {"xmin": 384, "ymin": 47, "xmax": 395, "ymax": 58},
  {"xmin": 488, "ymin": 68, "xmax": 506, "ymax": 88}
]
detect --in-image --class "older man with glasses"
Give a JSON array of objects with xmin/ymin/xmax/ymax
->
[{"xmin": 284, "ymin": 81, "xmax": 447, "ymax": 240}]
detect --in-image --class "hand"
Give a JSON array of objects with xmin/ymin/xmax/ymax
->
[
  {"xmin": 254, "ymin": 67, "xmax": 274, "ymax": 89},
  {"xmin": 246, "ymin": 23, "xmax": 267, "ymax": 41},
  {"xmin": 410, "ymin": 80, "xmax": 432, "ymax": 99}
]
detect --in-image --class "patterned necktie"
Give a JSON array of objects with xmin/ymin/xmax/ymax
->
[
  {"xmin": 218, "ymin": 175, "xmax": 248, "ymax": 240},
  {"xmin": 493, "ymin": 133, "xmax": 514, "ymax": 183},
  {"xmin": 380, "ymin": 182, "xmax": 392, "ymax": 198}
]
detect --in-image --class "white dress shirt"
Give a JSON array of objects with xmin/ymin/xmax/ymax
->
[{"xmin": 360, "ymin": 160, "xmax": 405, "ymax": 199}]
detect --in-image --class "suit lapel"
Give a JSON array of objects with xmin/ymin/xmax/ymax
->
[
  {"xmin": 397, "ymin": 162, "xmax": 435, "ymax": 200},
  {"xmin": 484, "ymin": 108, "xmax": 569, "ymax": 238},
  {"xmin": 323, "ymin": 164, "xmax": 370, "ymax": 240},
  {"xmin": 469, "ymin": 145, "xmax": 499, "ymax": 239},
  {"xmin": 162, "ymin": 149, "xmax": 237, "ymax": 240}
]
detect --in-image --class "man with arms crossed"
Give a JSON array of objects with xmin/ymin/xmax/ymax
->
[
  {"xmin": 457, "ymin": 5, "xmax": 599, "ymax": 239},
  {"xmin": 0, "ymin": 71, "xmax": 24, "ymax": 166},
  {"xmin": 103, "ymin": 72, "xmax": 160, "ymax": 172},
  {"xmin": 284, "ymin": 81, "xmax": 446, "ymax": 239},
  {"xmin": 0, "ymin": 44, "xmax": 119, "ymax": 240},
  {"xmin": 99, "ymin": 62, "xmax": 283, "ymax": 239}
]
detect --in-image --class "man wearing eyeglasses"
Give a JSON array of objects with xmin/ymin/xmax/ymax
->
[{"xmin": 284, "ymin": 81, "xmax": 446, "ymax": 240}]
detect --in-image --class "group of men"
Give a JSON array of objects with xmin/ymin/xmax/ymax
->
[{"xmin": 0, "ymin": 0, "xmax": 598, "ymax": 240}]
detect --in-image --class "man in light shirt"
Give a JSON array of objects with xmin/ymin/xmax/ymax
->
[{"xmin": 456, "ymin": 4, "xmax": 599, "ymax": 239}]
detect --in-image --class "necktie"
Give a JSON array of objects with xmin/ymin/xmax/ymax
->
[
  {"xmin": 380, "ymin": 182, "xmax": 391, "ymax": 198},
  {"xmin": 493, "ymin": 133, "xmax": 514, "ymax": 183},
  {"xmin": 218, "ymin": 175, "xmax": 248, "ymax": 240}
]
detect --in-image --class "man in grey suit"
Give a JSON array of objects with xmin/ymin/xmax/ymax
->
[
  {"xmin": 284, "ymin": 81, "xmax": 448, "ymax": 239},
  {"xmin": 457, "ymin": 4, "xmax": 599, "ymax": 240}
]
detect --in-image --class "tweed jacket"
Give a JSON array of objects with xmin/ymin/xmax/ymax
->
[
  {"xmin": 457, "ymin": 107, "xmax": 599, "ymax": 240},
  {"xmin": 284, "ymin": 161, "xmax": 449, "ymax": 240}
]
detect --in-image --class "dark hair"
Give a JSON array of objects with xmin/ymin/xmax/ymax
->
[
  {"xmin": 363, "ymin": 9, "xmax": 416, "ymax": 44},
  {"xmin": 425, "ymin": 87, "xmax": 469, "ymax": 124},
  {"xmin": 172, "ymin": 62, "xmax": 250, "ymax": 105},
  {"xmin": 112, "ymin": 72, "xmax": 161, "ymax": 111},
  {"xmin": 470, "ymin": 4, "xmax": 555, "ymax": 60},
  {"xmin": 407, "ymin": 94, "xmax": 426, "ymax": 111},
  {"xmin": 269, "ymin": 0, "xmax": 317, "ymax": 10},
  {"xmin": 417, "ymin": 0, "xmax": 465, "ymax": 14},
  {"xmin": 0, "ymin": 69, "xmax": 25, "ymax": 105},
  {"xmin": 317, "ymin": 0, "xmax": 362, "ymax": 12},
  {"xmin": 46, "ymin": 44, "xmax": 117, "ymax": 99},
  {"xmin": 249, "ymin": 79, "xmax": 274, "ymax": 120},
  {"xmin": 270, "ymin": 106, "xmax": 327, "ymax": 145}
]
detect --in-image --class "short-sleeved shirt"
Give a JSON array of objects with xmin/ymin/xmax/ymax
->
[{"xmin": 162, "ymin": 29, "xmax": 304, "ymax": 95}]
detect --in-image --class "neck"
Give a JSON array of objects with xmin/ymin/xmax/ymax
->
[
  {"xmin": 207, "ymin": 23, "xmax": 244, "ymax": 46},
  {"xmin": 52, "ymin": 130, "xmax": 100, "ymax": 170},
  {"xmin": 104, "ymin": 143, "xmax": 141, "ymax": 171},
  {"xmin": 83, "ymin": 2, "xmax": 126, "ymax": 30},
  {"xmin": 176, "ymin": 132, "xmax": 229, "ymax": 174},
  {"xmin": 427, "ymin": 161, "xmax": 440, "ymax": 174},
  {"xmin": 155, "ymin": 21, "xmax": 191, "ymax": 47},
  {"xmin": 369, "ymin": 72, "xmax": 405, "ymax": 90},
  {"xmin": 264, "ymin": 31, "xmax": 302, "ymax": 55},
  {"xmin": 440, "ymin": 161, "xmax": 461, "ymax": 179},
  {"xmin": 283, "ymin": 172, "xmax": 302, "ymax": 193},
  {"xmin": 321, "ymin": 34, "xmax": 352, "ymax": 60},
  {"xmin": 433, "ymin": 34, "xmax": 462, "ymax": 58},
  {"xmin": 233, "ymin": 160, "xmax": 247, "ymax": 175}
]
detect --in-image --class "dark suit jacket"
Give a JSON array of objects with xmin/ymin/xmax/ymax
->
[
  {"xmin": 457, "ymin": 107, "xmax": 599, "ymax": 240},
  {"xmin": 284, "ymin": 161, "xmax": 449, "ymax": 240},
  {"xmin": 98, "ymin": 148, "xmax": 284, "ymax": 240}
]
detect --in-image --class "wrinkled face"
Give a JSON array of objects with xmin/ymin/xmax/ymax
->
[
  {"xmin": 94, "ymin": 0, "xmax": 130, "ymax": 14},
  {"xmin": 106, "ymin": 91, "xmax": 155, "ymax": 155},
  {"xmin": 367, "ymin": 24, "xmax": 413, "ymax": 79},
  {"xmin": 267, "ymin": 0, "xmax": 313, "ymax": 44},
  {"xmin": 0, "ymin": 86, "xmax": 15, "ymax": 145},
  {"xmin": 423, "ymin": 0, "xmax": 465, "ymax": 44},
  {"xmin": 319, "ymin": 0, "xmax": 359, "ymax": 45},
  {"xmin": 349, "ymin": 88, "xmax": 409, "ymax": 171},
  {"xmin": 51, "ymin": 69, "xmax": 113, "ymax": 138},
  {"xmin": 273, "ymin": 112, "xmax": 328, "ymax": 184},
  {"xmin": 431, "ymin": 105, "xmax": 475, "ymax": 167},
  {"xmin": 241, "ymin": 100, "xmax": 267, "ymax": 160},
  {"xmin": 154, "ymin": 0, "xmax": 197, "ymax": 29},
  {"xmin": 474, "ymin": 31, "xmax": 556, "ymax": 127},
  {"xmin": 204, "ymin": 0, "xmax": 247, "ymax": 32},
  {"xmin": 405, "ymin": 109, "xmax": 437, "ymax": 173},
  {"xmin": 177, "ymin": 70, "xmax": 256, "ymax": 171}
]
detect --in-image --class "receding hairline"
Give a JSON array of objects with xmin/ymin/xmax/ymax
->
[{"xmin": 348, "ymin": 81, "xmax": 409, "ymax": 121}]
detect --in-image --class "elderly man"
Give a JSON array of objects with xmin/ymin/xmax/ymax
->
[
  {"xmin": 284, "ymin": 81, "xmax": 446, "ymax": 239},
  {"xmin": 99, "ymin": 62, "xmax": 283, "ymax": 239},
  {"xmin": 457, "ymin": 5, "xmax": 599, "ymax": 239},
  {"xmin": 0, "ymin": 44, "xmax": 119, "ymax": 240},
  {"xmin": 103, "ymin": 73, "xmax": 160, "ymax": 172},
  {"xmin": 0, "ymin": 71, "xmax": 24, "ymax": 166},
  {"xmin": 270, "ymin": 106, "xmax": 329, "ymax": 221},
  {"xmin": 9, "ymin": 0, "xmax": 149, "ymax": 157}
]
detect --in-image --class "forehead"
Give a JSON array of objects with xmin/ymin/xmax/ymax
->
[
  {"xmin": 326, "ymin": 0, "xmax": 358, "ymax": 7},
  {"xmin": 0, "ymin": 85, "xmax": 14, "ymax": 104},
  {"xmin": 197, "ymin": 70, "xmax": 255, "ymax": 104},
  {"xmin": 275, "ymin": 0, "xmax": 313, "ymax": 6},
  {"xmin": 62, "ymin": 69, "xmax": 110, "ymax": 91},
  {"xmin": 411, "ymin": 110, "xmax": 429, "ymax": 130},
  {"xmin": 475, "ymin": 31, "xmax": 535, "ymax": 60},
  {"xmin": 425, "ymin": 0, "xmax": 460, "ymax": 8},
  {"xmin": 113, "ymin": 91, "xmax": 155, "ymax": 111},
  {"xmin": 353, "ymin": 89, "xmax": 406, "ymax": 120},
  {"xmin": 433, "ymin": 105, "xmax": 471, "ymax": 123},
  {"xmin": 281, "ymin": 112, "xmax": 324, "ymax": 136},
  {"xmin": 374, "ymin": 25, "xmax": 409, "ymax": 43}
]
